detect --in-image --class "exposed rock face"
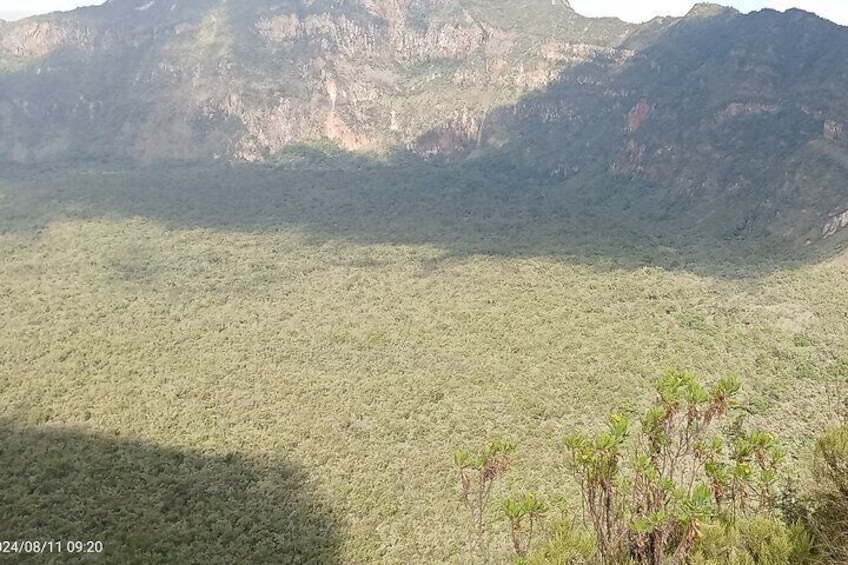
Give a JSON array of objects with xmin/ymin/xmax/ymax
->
[
  {"xmin": 823, "ymin": 210, "xmax": 848, "ymax": 238},
  {"xmin": 469, "ymin": 6, "xmax": 848, "ymax": 242},
  {"xmin": 720, "ymin": 102, "xmax": 780, "ymax": 118},
  {"xmin": 627, "ymin": 100, "xmax": 651, "ymax": 133},
  {"xmin": 0, "ymin": 20, "xmax": 98, "ymax": 57},
  {"xmin": 824, "ymin": 119, "xmax": 844, "ymax": 142},
  {"xmin": 1, "ymin": 0, "xmax": 848, "ymax": 244},
  {"xmin": 0, "ymin": 0, "xmax": 629, "ymax": 162}
]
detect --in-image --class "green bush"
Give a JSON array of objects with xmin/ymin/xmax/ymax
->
[
  {"xmin": 519, "ymin": 372, "xmax": 808, "ymax": 565},
  {"xmin": 504, "ymin": 492, "xmax": 550, "ymax": 559},
  {"xmin": 455, "ymin": 439, "xmax": 516, "ymax": 562},
  {"xmin": 526, "ymin": 517, "xmax": 818, "ymax": 565},
  {"xmin": 690, "ymin": 517, "xmax": 817, "ymax": 565},
  {"xmin": 808, "ymin": 425, "xmax": 848, "ymax": 562},
  {"xmin": 561, "ymin": 371, "xmax": 787, "ymax": 565},
  {"xmin": 526, "ymin": 520, "xmax": 597, "ymax": 565}
]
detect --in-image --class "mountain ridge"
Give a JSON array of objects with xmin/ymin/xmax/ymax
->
[{"xmin": 0, "ymin": 0, "xmax": 847, "ymax": 246}]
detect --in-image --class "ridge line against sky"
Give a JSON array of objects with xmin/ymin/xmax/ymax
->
[{"xmin": 0, "ymin": 0, "xmax": 846, "ymax": 25}]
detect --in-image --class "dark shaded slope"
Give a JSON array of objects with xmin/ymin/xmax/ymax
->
[
  {"xmin": 0, "ymin": 3, "xmax": 846, "ymax": 263},
  {"xmin": 0, "ymin": 422, "xmax": 340, "ymax": 564},
  {"xmin": 466, "ymin": 6, "xmax": 848, "ymax": 245},
  {"xmin": 0, "ymin": 156, "xmax": 837, "ymax": 280}
]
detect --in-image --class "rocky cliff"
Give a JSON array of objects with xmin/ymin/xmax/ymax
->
[
  {"xmin": 0, "ymin": 0, "xmax": 632, "ymax": 161},
  {"xmin": 471, "ymin": 6, "xmax": 848, "ymax": 243},
  {"xmin": 1, "ymin": 0, "xmax": 847, "ymax": 244}
]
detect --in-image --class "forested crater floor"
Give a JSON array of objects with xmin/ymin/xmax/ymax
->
[{"xmin": 1, "ymin": 163, "xmax": 846, "ymax": 562}]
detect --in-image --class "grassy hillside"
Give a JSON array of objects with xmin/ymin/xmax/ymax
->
[{"xmin": 1, "ymin": 163, "xmax": 847, "ymax": 562}]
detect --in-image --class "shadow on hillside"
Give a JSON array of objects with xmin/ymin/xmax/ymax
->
[
  {"xmin": 2, "ymin": 8, "xmax": 848, "ymax": 278},
  {"xmin": 0, "ymin": 156, "xmax": 842, "ymax": 279},
  {"xmin": 0, "ymin": 422, "xmax": 340, "ymax": 564}
]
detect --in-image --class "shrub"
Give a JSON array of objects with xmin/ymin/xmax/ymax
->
[
  {"xmin": 690, "ymin": 517, "xmax": 817, "ymax": 565},
  {"xmin": 525, "ymin": 519, "xmax": 597, "ymax": 565},
  {"xmin": 455, "ymin": 439, "xmax": 516, "ymax": 563},
  {"xmin": 504, "ymin": 492, "xmax": 550, "ymax": 559},
  {"xmin": 526, "ymin": 518, "xmax": 817, "ymax": 565},
  {"xmin": 560, "ymin": 371, "xmax": 787, "ymax": 565},
  {"xmin": 808, "ymin": 425, "xmax": 848, "ymax": 561},
  {"xmin": 456, "ymin": 374, "xmax": 829, "ymax": 564}
]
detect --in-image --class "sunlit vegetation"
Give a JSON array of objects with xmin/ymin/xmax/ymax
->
[
  {"xmin": 806, "ymin": 423, "xmax": 848, "ymax": 562},
  {"xmin": 465, "ymin": 373, "xmax": 821, "ymax": 564},
  {"xmin": 1, "ymin": 161, "xmax": 847, "ymax": 562}
]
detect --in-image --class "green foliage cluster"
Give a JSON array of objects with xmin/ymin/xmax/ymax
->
[
  {"xmin": 455, "ymin": 374, "xmax": 836, "ymax": 564},
  {"xmin": 526, "ymin": 520, "xmax": 597, "ymax": 565},
  {"xmin": 503, "ymin": 492, "xmax": 549, "ymax": 559},
  {"xmin": 271, "ymin": 139, "xmax": 349, "ymax": 167},
  {"xmin": 1, "ymin": 164, "xmax": 848, "ymax": 561},
  {"xmin": 527, "ymin": 513, "xmax": 818, "ymax": 565},
  {"xmin": 691, "ymin": 518, "xmax": 816, "ymax": 565},
  {"xmin": 455, "ymin": 440, "xmax": 517, "ymax": 562},
  {"xmin": 806, "ymin": 424, "xmax": 848, "ymax": 561},
  {"xmin": 561, "ymin": 372, "xmax": 790, "ymax": 564}
]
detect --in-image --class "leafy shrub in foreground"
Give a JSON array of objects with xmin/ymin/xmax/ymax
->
[
  {"xmin": 455, "ymin": 439, "xmax": 516, "ymax": 563},
  {"xmin": 453, "ymin": 373, "xmax": 838, "ymax": 564},
  {"xmin": 807, "ymin": 424, "xmax": 848, "ymax": 562},
  {"xmin": 563, "ymin": 371, "xmax": 787, "ymax": 564},
  {"xmin": 690, "ymin": 517, "xmax": 817, "ymax": 565},
  {"xmin": 504, "ymin": 492, "xmax": 549, "ymax": 559}
]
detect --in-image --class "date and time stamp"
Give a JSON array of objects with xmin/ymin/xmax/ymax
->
[{"xmin": 1, "ymin": 540, "xmax": 104, "ymax": 555}]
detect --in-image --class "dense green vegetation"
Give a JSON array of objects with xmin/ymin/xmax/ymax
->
[
  {"xmin": 1, "ymin": 160, "xmax": 847, "ymax": 562},
  {"xmin": 458, "ymin": 373, "xmax": 830, "ymax": 564},
  {"xmin": 807, "ymin": 424, "xmax": 848, "ymax": 562},
  {"xmin": 3, "ymin": 3, "xmax": 848, "ymax": 563},
  {"xmin": 0, "ymin": 425, "xmax": 338, "ymax": 564}
]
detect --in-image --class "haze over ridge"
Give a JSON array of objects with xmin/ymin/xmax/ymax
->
[{"xmin": 2, "ymin": 0, "xmax": 848, "ymax": 25}]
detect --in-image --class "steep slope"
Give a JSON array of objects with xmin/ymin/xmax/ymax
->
[
  {"xmin": 466, "ymin": 5, "xmax": 848, "ymax": 244},
  {"xmin": 0, "ymin": 1, "xmax": 847, "ymax": 245},
  {"xmin": 0, "ymin": 0, "xmax": 633, "ymax": 161}
]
